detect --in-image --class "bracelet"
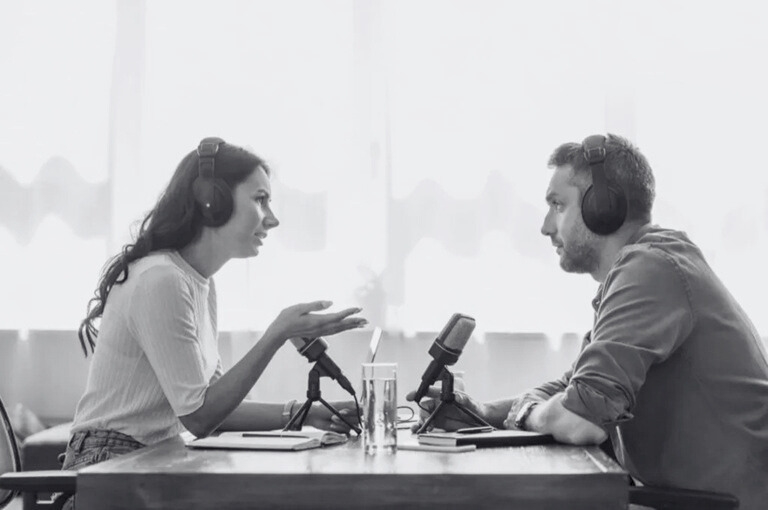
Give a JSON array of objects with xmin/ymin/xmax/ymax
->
[
  {"xmin": 514, "ymin": 401, "xmax": 539, "ymax": 431},
  {"xmin": 282, "ymin": 399, "xmax": 298, "ymax": 428}
]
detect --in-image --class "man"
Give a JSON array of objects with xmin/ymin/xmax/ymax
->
[{"xmin": 409, "ymin": 134, "xmax": 768, "ymax": 509}]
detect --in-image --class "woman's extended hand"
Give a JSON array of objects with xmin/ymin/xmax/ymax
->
[{"xmin": 265, "ymin": 301, "xmax": 367, "ymax": 342}]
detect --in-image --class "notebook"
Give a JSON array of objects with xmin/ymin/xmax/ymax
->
[
  {"xmin": 418, "ymin": 429, "xmax": 554, "ymax": 448},
  {"xmin": 187, "ymin": 428, "xmax": 348, "ymax": 451}
]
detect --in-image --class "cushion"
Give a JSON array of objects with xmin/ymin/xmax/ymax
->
[{"xmin": 21, "ymin": 422, "xmax": 71, "ymax": 471}]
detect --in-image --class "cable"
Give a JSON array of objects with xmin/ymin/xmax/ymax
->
[{"xmin": 396, "ymin": 405, "xmax": 415, "ymax": 424}]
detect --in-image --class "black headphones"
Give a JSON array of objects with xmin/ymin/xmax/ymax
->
[
  {"xmin": 580, "ymin": 134, "xmax": 627, "ymax": 235},
  {"xmin": 192, "ymin": 137, "xmax": 234, "ymax": 227}
]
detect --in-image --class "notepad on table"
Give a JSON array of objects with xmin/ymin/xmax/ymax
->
[
  {"xmin": 418, "ymin": 429, "xmax": 554, "ymax": 448},
  {"xmin": 187, "ymin": 428, "xmax": 348, "ymax": 451}
]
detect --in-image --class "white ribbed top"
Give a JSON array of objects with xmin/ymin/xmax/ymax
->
[{"xmin": 71, "ymin": 250, "xmax": 221, "ymax": 445}]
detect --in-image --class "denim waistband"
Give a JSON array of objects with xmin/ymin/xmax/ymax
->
[{"xmin": 68, "ymin": 429, "xmax": 144, "ymax": 455}]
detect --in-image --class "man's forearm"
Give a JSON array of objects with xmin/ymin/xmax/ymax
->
[
  {"xmin": 526, "ymin": 393, "xmax": 607, "ymax": 445},
  {"xmin": 483, "ymin": 391, "xmax": 556, "ymax": 429},
  {"xmin": 499, "ymin": 382, "xmax": 569, "ymax": 429}
]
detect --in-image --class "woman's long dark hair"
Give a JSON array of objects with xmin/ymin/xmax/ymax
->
[{"xmin": 78, "ymin": 142, "xmax": 268, "ymax": 356}]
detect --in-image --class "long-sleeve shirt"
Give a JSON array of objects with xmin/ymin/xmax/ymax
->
[
  {"xmin": 511, "ymin": 225, "xmax": 768, "ymax": 510},
  {"xmin": 72, "ymin": 250, "xmax": 222, "ymax": 445}
]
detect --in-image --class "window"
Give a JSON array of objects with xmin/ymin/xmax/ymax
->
[{"xmin": 2, "ymin": 0, "xmax": 766, "ymax": 336}]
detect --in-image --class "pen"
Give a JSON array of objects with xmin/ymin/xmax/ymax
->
[
  {"xmin": 241, "ymin": 433, "xmax": 309, "ymax": 439},
  {"xmin": 398, "ymin": 444, "xmax": 476, "ymax": 453}
]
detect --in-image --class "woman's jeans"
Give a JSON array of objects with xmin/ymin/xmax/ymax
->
[{"xmin": 59, "ymin": 429, "xmax": 145, "ymax": 510}]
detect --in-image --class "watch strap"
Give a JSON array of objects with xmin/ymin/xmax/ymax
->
[{"xmin": 514, "ymin": 401, "xmax": 539, "ymax": 431}]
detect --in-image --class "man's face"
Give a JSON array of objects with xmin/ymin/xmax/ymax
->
[{"xmin": 540, "ymin": 165, "xmax": 601, "ymax": 274}]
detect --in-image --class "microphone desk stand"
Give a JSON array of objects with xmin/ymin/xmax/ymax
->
[
  {"xmin": 416, "ymin": 368, "xmax": 493, "ymax": 434},
  {"xmin": 284, "ymin": 363, "xmax": 362, "ymax": 435}
]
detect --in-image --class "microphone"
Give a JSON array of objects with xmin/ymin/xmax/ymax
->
[
  {"xmin": 290, "ymin": 337, "xmax": 356, "ymax": 396},
  {"xmin": 413, "ymin": 313, "xmax": 476, "ymax": 403}
]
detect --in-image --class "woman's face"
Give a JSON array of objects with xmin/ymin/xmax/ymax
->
[{"xmin": 219, "ymin": 166, "xmax": 279, "ymax": 258}]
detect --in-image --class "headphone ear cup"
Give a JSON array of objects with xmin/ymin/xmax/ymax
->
[
  {"xmin": 581, "ymin": 184, "xmax": 628, "ymax": 235},
  {"xmin": 193, "ymin": 177, "xmax": 233, "ymax": 227},
  {"xmin": 208, "ymin": 180, "xmax": 234, "ymax": 226}
]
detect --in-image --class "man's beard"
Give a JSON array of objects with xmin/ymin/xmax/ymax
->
[{"xmin": 559, "ymin": 227, "xmax": 600, "ymax": 274}]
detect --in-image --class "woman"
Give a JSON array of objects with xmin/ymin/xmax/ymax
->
[{"xmin": 62, "ymin": 137, "xmax": 366, "ymax": 476}]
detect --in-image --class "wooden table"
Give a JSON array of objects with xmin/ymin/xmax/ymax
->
[{"xmin": 76, "ymin": 431, "xmax": 627, "ymax": 509}]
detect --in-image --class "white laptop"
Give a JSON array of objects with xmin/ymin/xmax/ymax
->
[{"xmin": 366, "ymin": 327, "xmax": 383, "ymax": 363}]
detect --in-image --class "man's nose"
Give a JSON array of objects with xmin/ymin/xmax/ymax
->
[{"xmin": 541, "ymin": 211, "xmax": 555, "ymax": 237}]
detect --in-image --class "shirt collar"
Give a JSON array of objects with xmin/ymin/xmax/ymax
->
[
  {"xmin": 591, "ymin": 223, "xmax": 654, "ymax": 311},
  {"xmin": 625, "ymin": 222, "xmax": 654, "ymax": 246},
  {"xmin": 592, "ymin": 286, "xmax": 603, "ymax": 312}
]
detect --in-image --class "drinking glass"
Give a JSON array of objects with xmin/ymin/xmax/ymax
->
[{"xmin": 361, "ymin": 363, "xmax": 397, "ymax": 454}]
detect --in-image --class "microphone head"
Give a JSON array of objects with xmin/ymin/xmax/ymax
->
[
  {"xmin": 414, "ymin": 314, "xmax": 476, "ymax": 403},
  {"xmin": 291, "ymin": 337, "xmax": 329, "ymax": 361},
  {"xmin": 440, "ymin": 314, "xmax": 476, "ymax": 351}
]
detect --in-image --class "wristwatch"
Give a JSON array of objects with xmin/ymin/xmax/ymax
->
[{"xmin": 514, "ymin": 401, "xmax": 539, "ymax": 431}]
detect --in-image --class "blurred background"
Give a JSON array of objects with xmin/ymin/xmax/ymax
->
[{"xmin": 1, "ymin": 0, "xmax": 767, "ymax": 427}]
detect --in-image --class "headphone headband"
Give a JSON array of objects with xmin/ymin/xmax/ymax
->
[
  {"xmin": 582, "ymin": 134, "xmax": 610, "ymax": 193},
  {"xmin": 197, "ymin": 139, "xmax": 222, "ymax": 157},
  {"xmin": 583, "ymin": 135, "xmax": 606, "ymax": 165},
  {"xmin": 197, "ymin": 137, "xmax": 224, "ymax": 179}
]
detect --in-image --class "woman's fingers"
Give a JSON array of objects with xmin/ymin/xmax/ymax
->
[
  {"xmin": 330, "ymin": 319, "xmax": 368, "ymax": 333},
  {"xmin": 291, "ymin": 304, "xmax": 366, "ymax": 336},
  {"xmin": 297, "ymin": 300, "xmax": 334, "ymax": 313},
  {"xmin": 290, "ymin": 317, "xmax": 367, "ymax": 339},
  {"xmin": 329, "ymin": 421, "xmax": 344, "ymax": 431},
  {"xmin": 320, "ymin": 307, "xmax": 363, "ymax": 322},
  {"xmin": 309, "ymin": 319, "xmax": 367, "ymax": 338},
  {"xmin": 310, "ymin": 310, "xmax": 366, "ymax": 332},
  {"xmin": 329, "ymin": 413, "xmax": 356, "ymax": 433},
  {"xmin": 297, "ymin": 304, "xmax": 360, "ymax": 322}
]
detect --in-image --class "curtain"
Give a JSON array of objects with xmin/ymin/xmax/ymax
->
[{"xmin": 0, "ymin": 0, "xmax": 116, "ymax": 331}]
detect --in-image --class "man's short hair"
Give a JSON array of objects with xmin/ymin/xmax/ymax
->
[{"xmin": 547, "ymin": 133, "xmax": 656, "ymax": 224}]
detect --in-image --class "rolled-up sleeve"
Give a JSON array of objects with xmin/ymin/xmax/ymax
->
[
  {"xmin": 507, "ymin": 332, "xmax": 592, "ymax": 421},
  {"xmin": 561, "ymin": 247, "xmax": 694, "ymax": 428}
]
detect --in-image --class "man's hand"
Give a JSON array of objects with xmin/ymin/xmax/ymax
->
[
  {"xmin": 405, "ymin": 387, "xmax": 489, "ymax": 432},
  {"xmin": 306, "ymin": 401, "xmax": 361, "ymax": 434}
]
